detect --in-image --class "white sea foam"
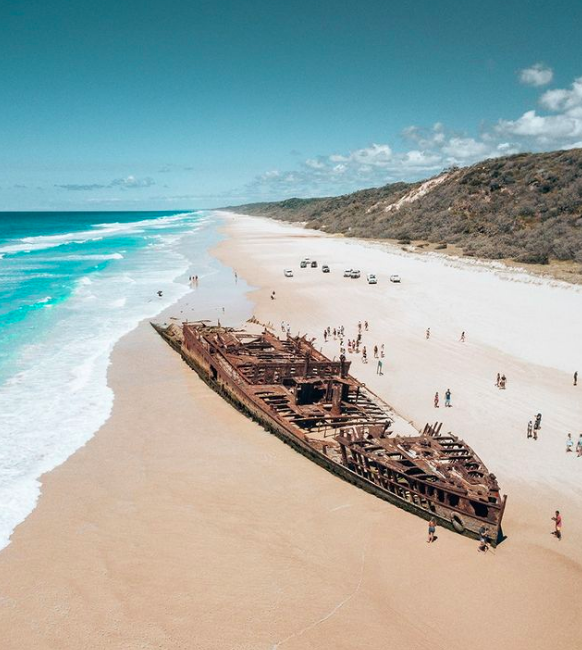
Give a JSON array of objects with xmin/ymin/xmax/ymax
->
[
  {"xmin": 0, "ymin": 212, "xmax": 198, "ymax": 256},
  {"xmin": 0, "ymin": 212, "xmax": 208, "ymax": 550},
  {"xmin": 63, "ymin": 253, "xmax": 125, "ymax": 261}
]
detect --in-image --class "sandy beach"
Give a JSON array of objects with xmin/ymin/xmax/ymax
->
[{"xmin": 0, "ymin": 212, "xmax": 580, "ymax": 650}]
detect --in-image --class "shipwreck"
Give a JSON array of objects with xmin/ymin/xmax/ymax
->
[{"xmin": 153, "ymin": 321, "xmax": 506, "ymax": 544}]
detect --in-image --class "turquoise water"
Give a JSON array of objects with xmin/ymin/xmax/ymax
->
[{"xmin": 0, "ymin": 210, "xmax": 223, "ymax": 549}]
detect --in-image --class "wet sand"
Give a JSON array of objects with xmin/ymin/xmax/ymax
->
[{"xmin": 0, "ymin": 213, "xmax": 580, "ymax": 649}]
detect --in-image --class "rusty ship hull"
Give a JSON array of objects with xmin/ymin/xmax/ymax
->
[{"xmin": 153, "ymin": 321, "xmax": 506, "ymax": 544}]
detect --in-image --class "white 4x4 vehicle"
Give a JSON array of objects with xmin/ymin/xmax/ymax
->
[
  {"xmin": 343, "ymin": 269, "xmax": 353, "ymax": 277},
  {"xmin": 366, "ymin": 274, "xmax": 377, "ymax": 284},
  {"xmin": 284, "ymin": 269, "xmax": 294, "ymax": 277},
  {"xmin": 350, "ymin": 270, "xmax": 361, "ymax": 279},
  {"xmin": 390, "ymin": 274, "xmax": 401, "ymax": 283}
]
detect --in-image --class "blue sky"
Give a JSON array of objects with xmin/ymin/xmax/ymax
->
[{"xmin": 1, "ymin": 0, "xmax": 581, "ymax": 210}]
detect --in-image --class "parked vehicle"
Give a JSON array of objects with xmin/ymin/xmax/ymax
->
[
  {"xmin": 311, "ymin": 260, "xmax": 318, "ymax": 268},
  {"xmin": 322, "ymin": 265, "xmax": 330, "ymax": 273},
  {"xmin": 350, "ymin": 270, "xmax": 361, "ymax": 279},
  {"xmin": 366, "ymin": 274, "xmax": 377, "ymax": 284},
  {"xmin": 343, "ymin": 269, "xmax": 353, "ymax": 277},
  {"xmin": 284, "ymin": 269, "xmax": 294, "ymax": 277},
  {"xmin": 390, "ymin": 274, "xmax": 401, "ymax": 283},
  {"xmin": 300, "ymin": 260, "xmax": 308, "ymax": 268}
]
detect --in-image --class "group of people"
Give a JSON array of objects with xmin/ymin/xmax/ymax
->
[
  {"xmin": 495, "ymin": 373, "xmax": 507, "ymax": 389},
  {"xmin": 427, "ymin": 519, "xmax": 490, "ymax": 552},
  {"xmin": 526, "ymin": 413, "xmax": 542, "ymax": 440},
  {"xmin": 424, "ymin": 327, "xmax": 466, "ymax": 342},
  {"xmin": 321, "ymin": 321, "xmax": 386, "ymax": 374},
  {"xmin": 428, "ymin": 513, "xmax": 564, "ymax": 549},
  {"xmin": 565, "ymin": 433, "xmax": 582, "ymax": 456},
  {"xmin": 433, "ymin": 389, "xmax": 452, "ymax": 408}
]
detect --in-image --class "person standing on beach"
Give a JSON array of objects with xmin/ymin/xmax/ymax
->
[
  {"xmin": 576, "ymin": 434, "xmax": 582, "ymax": 457},
  {"xmin": 426, "ymin": 328, "xmax": 431, "ymax": 340},
  {"xmin": 377, "ymin": 359, "xmax": 383, "ymax": 375},
  {"xmin": 380, "ymin": 344, "xmax": 385, "ymax": 358},
  {"xmin": 365, "ymin": 321, "xmax": 369, "ymax": 331},
  {"xmin": 527, "ymin": 421, "xmax": 533, "ymax": 439},
  {"xmin": 434, "ymin": 392, "xmax": 439, "ymax": 408},
  {"xmin": 373, "ymin": 345, "xmax": 378, "ymax": 358},
  {"xmin": 427, "ymin": 518, "xmax": 436, "ymax": 543},
  {"xmin": 362, "ymin": 346, "xmax": 367, "ymax": 363},
  {"xmin": 445, "ymin": 389, "xmax": 452, "ymax": 407},
  {"xmin": 566, "ymin": 433, "xmax": 574, "ymax": 453},
  {"xmin": 496, "ymin": 373, "xmax": 500, "ymax": 387},
  {"xmin": 478, "ymin": 526, "xmax": 489, "ymax": 552},
  {"xmin": 574, "ymin": 371, "xmax": 578, "ymax": 386},
  {"xmin": 552, "ymin": 511, "xmax": 562, "ymax": 540},
  {"xmin": 460, "ymin": 331, "xmax": 466, "ymax": 342}
]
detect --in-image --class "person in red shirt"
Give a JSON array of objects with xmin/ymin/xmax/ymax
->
[{"xmin": 552, "ymin": 511, "xmax": 562, "ymax": 540}]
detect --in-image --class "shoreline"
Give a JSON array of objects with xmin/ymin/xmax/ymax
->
[{"xmin": 0, "ymin": 211, "xmax": 580, "ymax": 649}]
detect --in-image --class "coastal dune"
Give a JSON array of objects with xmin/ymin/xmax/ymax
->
[{"xmin": 0, "ymin": 213, "xmax": 580, "ymax": 649}]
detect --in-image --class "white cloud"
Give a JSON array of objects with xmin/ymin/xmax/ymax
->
[
  {"xmin": 110, "ymin": 175, "xmax": 155, "ymax": 189},
  {"xmin": 519, "ymin": 63, "xmax": 554, "ymax": 87},
  {"xmin": 56, "ymin": 175, "xmax": 156, "ymax": 192},
  {"xmin": 238, "ymin": 71, "xmax": 582, "ymax": 201},
  {"xmin": 442, "ymin": 137, "xmax": 490, "ymax": 160},
  {"xmin": 497, "ymin": 110, "xmax": 582, "ymax": 141},
  {"xmin": 540, "ymin": 76, "xmax": 582, "ymax": 111}
]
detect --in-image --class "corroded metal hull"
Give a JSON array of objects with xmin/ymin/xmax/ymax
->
[{"xmin": 152, "ymin": 321, "xmax": 506, "ymax": 544}]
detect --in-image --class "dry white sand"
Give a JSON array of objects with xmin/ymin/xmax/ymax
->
[{"xmin": 0, "ymin": 212, "xmax": 580, "ymax": 650}]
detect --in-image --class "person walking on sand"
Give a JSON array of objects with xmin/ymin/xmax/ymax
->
[
  {"xmin": 576, "ymin": 434, "xmax": 582, "ymax": 457},
  {"xmin": 574, "ymin": 371, "xmax": 578, "ymax": 386},
  {"xmin": 380, "ymin": 343, "xmax": 385, "ymax": 358},
  {"xmin": 426, "ymin": 327, "xmax": 431, "ymax": 340},
  {"xmin": 427, "ymin": 518, "xmax": 436, "ymax": 543},
  {"xmin": 365, "ymin": 321, "xmax": 369, "ymax": 331},
  {"xmin": 434, "ymin": 392, "xmax": 439, "ymax": 408},
  {"xmin": 496, "ymin": 373, "xmax": 500, "ymax": 387},
  {"xmin": 445, "ymin": 389, "xmax": 452, "ymax": 407},
  {"xmin": 478, "ymin": 526, "xmax": 489, "ymax": 552},
  {"xmin": 362, "ymin": 347, "xmax": 367, "ymax": 363},
  {"xmin": 566, "ymin": 433, "xmax": 574, "ymax": 453},
  {"xmin": 527, "ymin": 420, "xmax": 533, "ymax": 439},
  {"xmin": 373, "ymin": 345, "xmax": 378, "ymax": 358},
  {"xmin": 460, "ymin": 331, "xmax": 466, "ymax": 342},
  {"xmin": 551, "ymin": 511, "xmax": 562, "ymax": 540},
  {"xmin": 377, "ymin": 359, "xmax": 383, "ymax": 375}
]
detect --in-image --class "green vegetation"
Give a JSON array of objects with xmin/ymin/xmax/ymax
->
[{"xmin": 229, "ymin": 149, "xmax": 582, "ymax": 270}]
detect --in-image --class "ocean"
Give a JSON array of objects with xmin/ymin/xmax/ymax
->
[{"xmin": 0, "ymin": 210, "xmax": 236, "ymax": 549}]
